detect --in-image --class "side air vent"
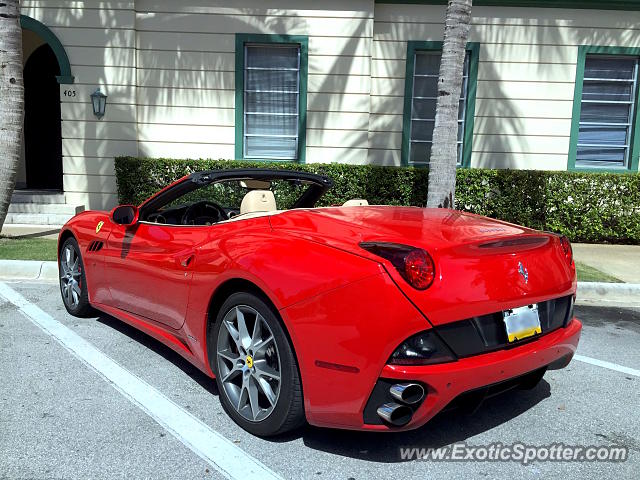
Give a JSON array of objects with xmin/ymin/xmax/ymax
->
[{"xmin": 87, "ymin": 240, "xmax": 104, "ymax": 252}]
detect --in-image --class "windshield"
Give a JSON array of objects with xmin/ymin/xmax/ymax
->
[{"xmin": 141, "ymin": 177, "xmax": 318, "ymax": 226}]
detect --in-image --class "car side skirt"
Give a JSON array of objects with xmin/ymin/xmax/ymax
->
[{"xmin": 92, "ymin": 302, "xmax": 213, "ymax": 378}]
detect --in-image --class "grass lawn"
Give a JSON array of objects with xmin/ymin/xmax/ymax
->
[
  {"xmin": 575, "ymin": 261, "xmax": 622, "ymax": 283},
  {"xmin": 0, "ymin": 236, "xmax": 58, "ymax": 261}
]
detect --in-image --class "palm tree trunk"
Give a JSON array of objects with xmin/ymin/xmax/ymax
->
[
  {"xmin": 0, "ymin": 0, "xmax": 24, "ymax": 230},
  {"xmin": 427, "ymin": 0, "xmax": 472, "ymax": 208}
]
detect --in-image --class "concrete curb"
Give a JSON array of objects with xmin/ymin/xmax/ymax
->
[
  {"xmin": 576, "ymin": 281, "xmax": 640, "ymax": 307},
  {"xmin": 0, "ymin": 260, "xmax": 59, "ymax": 282},
  {"xmin": 0, "ymin": 260, "xmax": 638, "ymax": 303}
]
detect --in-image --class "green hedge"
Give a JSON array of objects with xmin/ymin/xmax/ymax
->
[{"xmin": 115, "ymin": 157, "xmax": 640, "ymax": 244}]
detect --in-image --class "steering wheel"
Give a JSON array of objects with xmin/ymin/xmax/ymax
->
[{"xmin": 181, "ymin": 200, "xmax": 227, "ymax": 225}]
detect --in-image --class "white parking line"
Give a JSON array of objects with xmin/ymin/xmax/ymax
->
[
  {"xmin": 0, "ymin": 282, "xmax": 283, "ymax": 480},
  {"xmin": 574, "ymin": 354, "xmax": 640, "ymax": 377}
]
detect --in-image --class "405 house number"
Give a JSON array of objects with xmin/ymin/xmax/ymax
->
[{"xmin": 63, "ymin": 89, "xmax": 77, "ymax": 97}]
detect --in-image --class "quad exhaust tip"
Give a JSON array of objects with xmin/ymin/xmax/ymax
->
[
  {"xmin": 389, "ymin": 383, "xmax": 425, "ymax": 405},
  {"xmin": 376, "ymin": 402, "xmax": 413, "ymax": 426}
]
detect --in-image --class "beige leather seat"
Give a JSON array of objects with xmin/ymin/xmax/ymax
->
[
  {"xmin": 342, "ymin": 199, "xmax": 369, "ymax": 207},
  {"xmin": 240, "ymin": 190, "xmax": 277, "ymax": 214}
]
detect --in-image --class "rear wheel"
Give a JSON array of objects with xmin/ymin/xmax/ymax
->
[
  {"xmin": 210, "ymin": 292, "xmax": 304, "ymax": 436},
  {"xmin": 59, "ymin": 237, "xmax": 92, "ymax": 317}
]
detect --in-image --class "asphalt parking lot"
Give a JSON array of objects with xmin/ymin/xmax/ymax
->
[{"xmin": 1, "ymin": 281, "xmax": 638, "ymax": 480}]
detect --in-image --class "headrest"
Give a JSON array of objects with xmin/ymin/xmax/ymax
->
[
  {"xmin": 240, "ymin": 190, "xmax": 277, "ymax": 214},
  {"xmin": 342, "ymin": 199, "xmax": 369, "ymax": 207}
]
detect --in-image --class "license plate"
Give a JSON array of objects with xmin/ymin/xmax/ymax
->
[{"xmin": 503, "ymin": 304, "xmax": 542, "ymax": 343}]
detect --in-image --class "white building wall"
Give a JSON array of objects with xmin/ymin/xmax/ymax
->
[
  {"xmin": 369, "ymin": 3, "xmax": 640, "ymax": 170},
  {"xmin": 18, "ymin": 1, "xmax": 640, "ymax": 211},
  {"xmin": 21, "ymin": 0, "xmax": 375, "ymax": 209},
  {"xmin": 133, "ymin": 0, "xmax": 374, "ymax": 164},
  {"xmin": 22, "ymin": 0, "xmax": 137, "ymax": 209}
]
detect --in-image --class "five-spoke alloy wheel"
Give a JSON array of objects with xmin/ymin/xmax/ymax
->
[{"xmin": 211, "ymin": 292, "xmax": 304, "ymax": 436}]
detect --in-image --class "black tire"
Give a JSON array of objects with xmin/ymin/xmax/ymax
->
[
  {"xmin": 59, "ymin": 237, "xmax": 93, "ymax": 317},
  {"xmin": 209, "ymin": 292, "xmax": 305, "ymax": 437}
]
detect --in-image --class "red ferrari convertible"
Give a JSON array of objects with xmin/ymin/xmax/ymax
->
[{"xmin": 58, "ymin": 168, "xmax": 581, "ymax": 436}]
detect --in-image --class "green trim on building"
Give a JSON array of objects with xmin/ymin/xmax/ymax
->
[
  {"xmin": 374, "ymin": 0, "xmax": 640, "ymax": 11},
  {"xmin": 20, "ymin": 15, "xmax": 74, "ymax": 84},
  {"xmin": 568, "ymin": 45, "xmax": 640, "ymax": 173},
  {"xmin": 401, "ymin": 41, "xmax": 479, "ymax": 168},
  {"xmin": 234, "ymin": 34, "xmax": 308, "ymax": 163},
  {"xmin": 464, "ymin": 43, "xmax": 480, "ymax": 169}
]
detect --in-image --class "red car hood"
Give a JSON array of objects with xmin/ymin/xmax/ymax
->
[{"xmin": 270, "ymin": 206, "xmax": 576, "ymax": 325}]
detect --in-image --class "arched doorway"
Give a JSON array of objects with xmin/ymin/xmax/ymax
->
[
  {"xmin": 17, "ymin": 15, "xmax": 74, "ymax": 193},
  {"xmin": 23, "ymin": 43, "xmax": 63, "ymax": 190}
]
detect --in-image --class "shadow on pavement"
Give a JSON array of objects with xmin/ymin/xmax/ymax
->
[
  {"xmin": 288, "ymin": 381, "xmax": 551, "ymax": 462},
  {"xmin": 574, "ymin": 305, "xmax": 640, "ymax": 332},
  {"xmin": 93, "ymin": 309, "xmax": 554, "ymax": 463},
  {"xmin": 95, "ymin": 313, "xmax": 219, "ymax": 396}
]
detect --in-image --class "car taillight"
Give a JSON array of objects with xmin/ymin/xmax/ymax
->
[
  {"xmin": 559, "ymin": 235, "xmax": 574, "ymax": 267},
  {"xmin": 404, "ymin": 249, "xmax": 435, "ymax": 290},
  {"xmin": 359, "ymin": 242, "xmax": 435, "ymax": 290}
]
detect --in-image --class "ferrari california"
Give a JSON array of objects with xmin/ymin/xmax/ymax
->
[{"xmin": 58, "ymin": 168, "xmax": 581, "ymax": 436}]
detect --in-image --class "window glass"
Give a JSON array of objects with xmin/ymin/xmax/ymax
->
[
  {"xmin": 577, "ymin": 55, "xmax": 638, "ymax": 168},
  {"xmin": 244, "ymin": 44, "xmax": 300, "ymax": 159},
  {"xmin": 409, "ymin": 51, "xmax": 470, "ymax": 166}
]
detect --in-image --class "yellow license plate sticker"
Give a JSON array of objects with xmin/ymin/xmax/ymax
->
[{"xmin": 503, "ymin": 304, "xmax": 542, "ymax": 342}]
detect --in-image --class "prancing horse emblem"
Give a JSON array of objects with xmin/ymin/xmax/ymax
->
[
  {"xmin": 96, "ymin": 221, "xmax": 104, "ymax": 234},
  {"xmin": 518, "ymin": 261, "xmax": 528, "ymax": 284}
]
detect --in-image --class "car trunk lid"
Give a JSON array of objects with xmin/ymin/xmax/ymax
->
[{"xmin": 270, "ymin": 206, "xmax": 576, "ymax": 326}]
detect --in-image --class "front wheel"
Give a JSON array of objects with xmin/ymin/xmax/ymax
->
[
  {"xmin": 59, "ymin": 237, "xmax": 93, "ymax": 317},
  {"xmin": 210, "ymin": 292, "xmax": 305, "ymax": 436}
]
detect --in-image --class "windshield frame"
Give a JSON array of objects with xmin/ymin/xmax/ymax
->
[{"xmin": 138, "ymin": 168, "xmax": 333, "ymax": 222}]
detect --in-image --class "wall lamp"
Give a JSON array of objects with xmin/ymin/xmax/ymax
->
[{"xmin": 90, "ymin": 88, "xmax": 107, "ymax": 119}]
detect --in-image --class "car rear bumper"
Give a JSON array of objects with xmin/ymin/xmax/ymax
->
[{"xmin": 318, "ymin": 317, "xmax": 582, "ymax": 431}]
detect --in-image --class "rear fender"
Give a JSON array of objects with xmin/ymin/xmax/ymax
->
[
  {"xmin": 280, "ymin": 272, "xmax": 429, "ymax": 428},
  {"xmin": 184, "ymin": 229, "xmax": 385, "ymax": 375}
]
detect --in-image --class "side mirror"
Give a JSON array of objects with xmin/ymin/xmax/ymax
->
[{"xmin": 111, "ymin": 205, "xmax": 139, "ymax": 226}]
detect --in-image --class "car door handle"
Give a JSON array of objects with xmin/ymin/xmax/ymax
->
[{"xmin": 178, "ymin": 254, "xmax": 195, "ymax": 268}]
